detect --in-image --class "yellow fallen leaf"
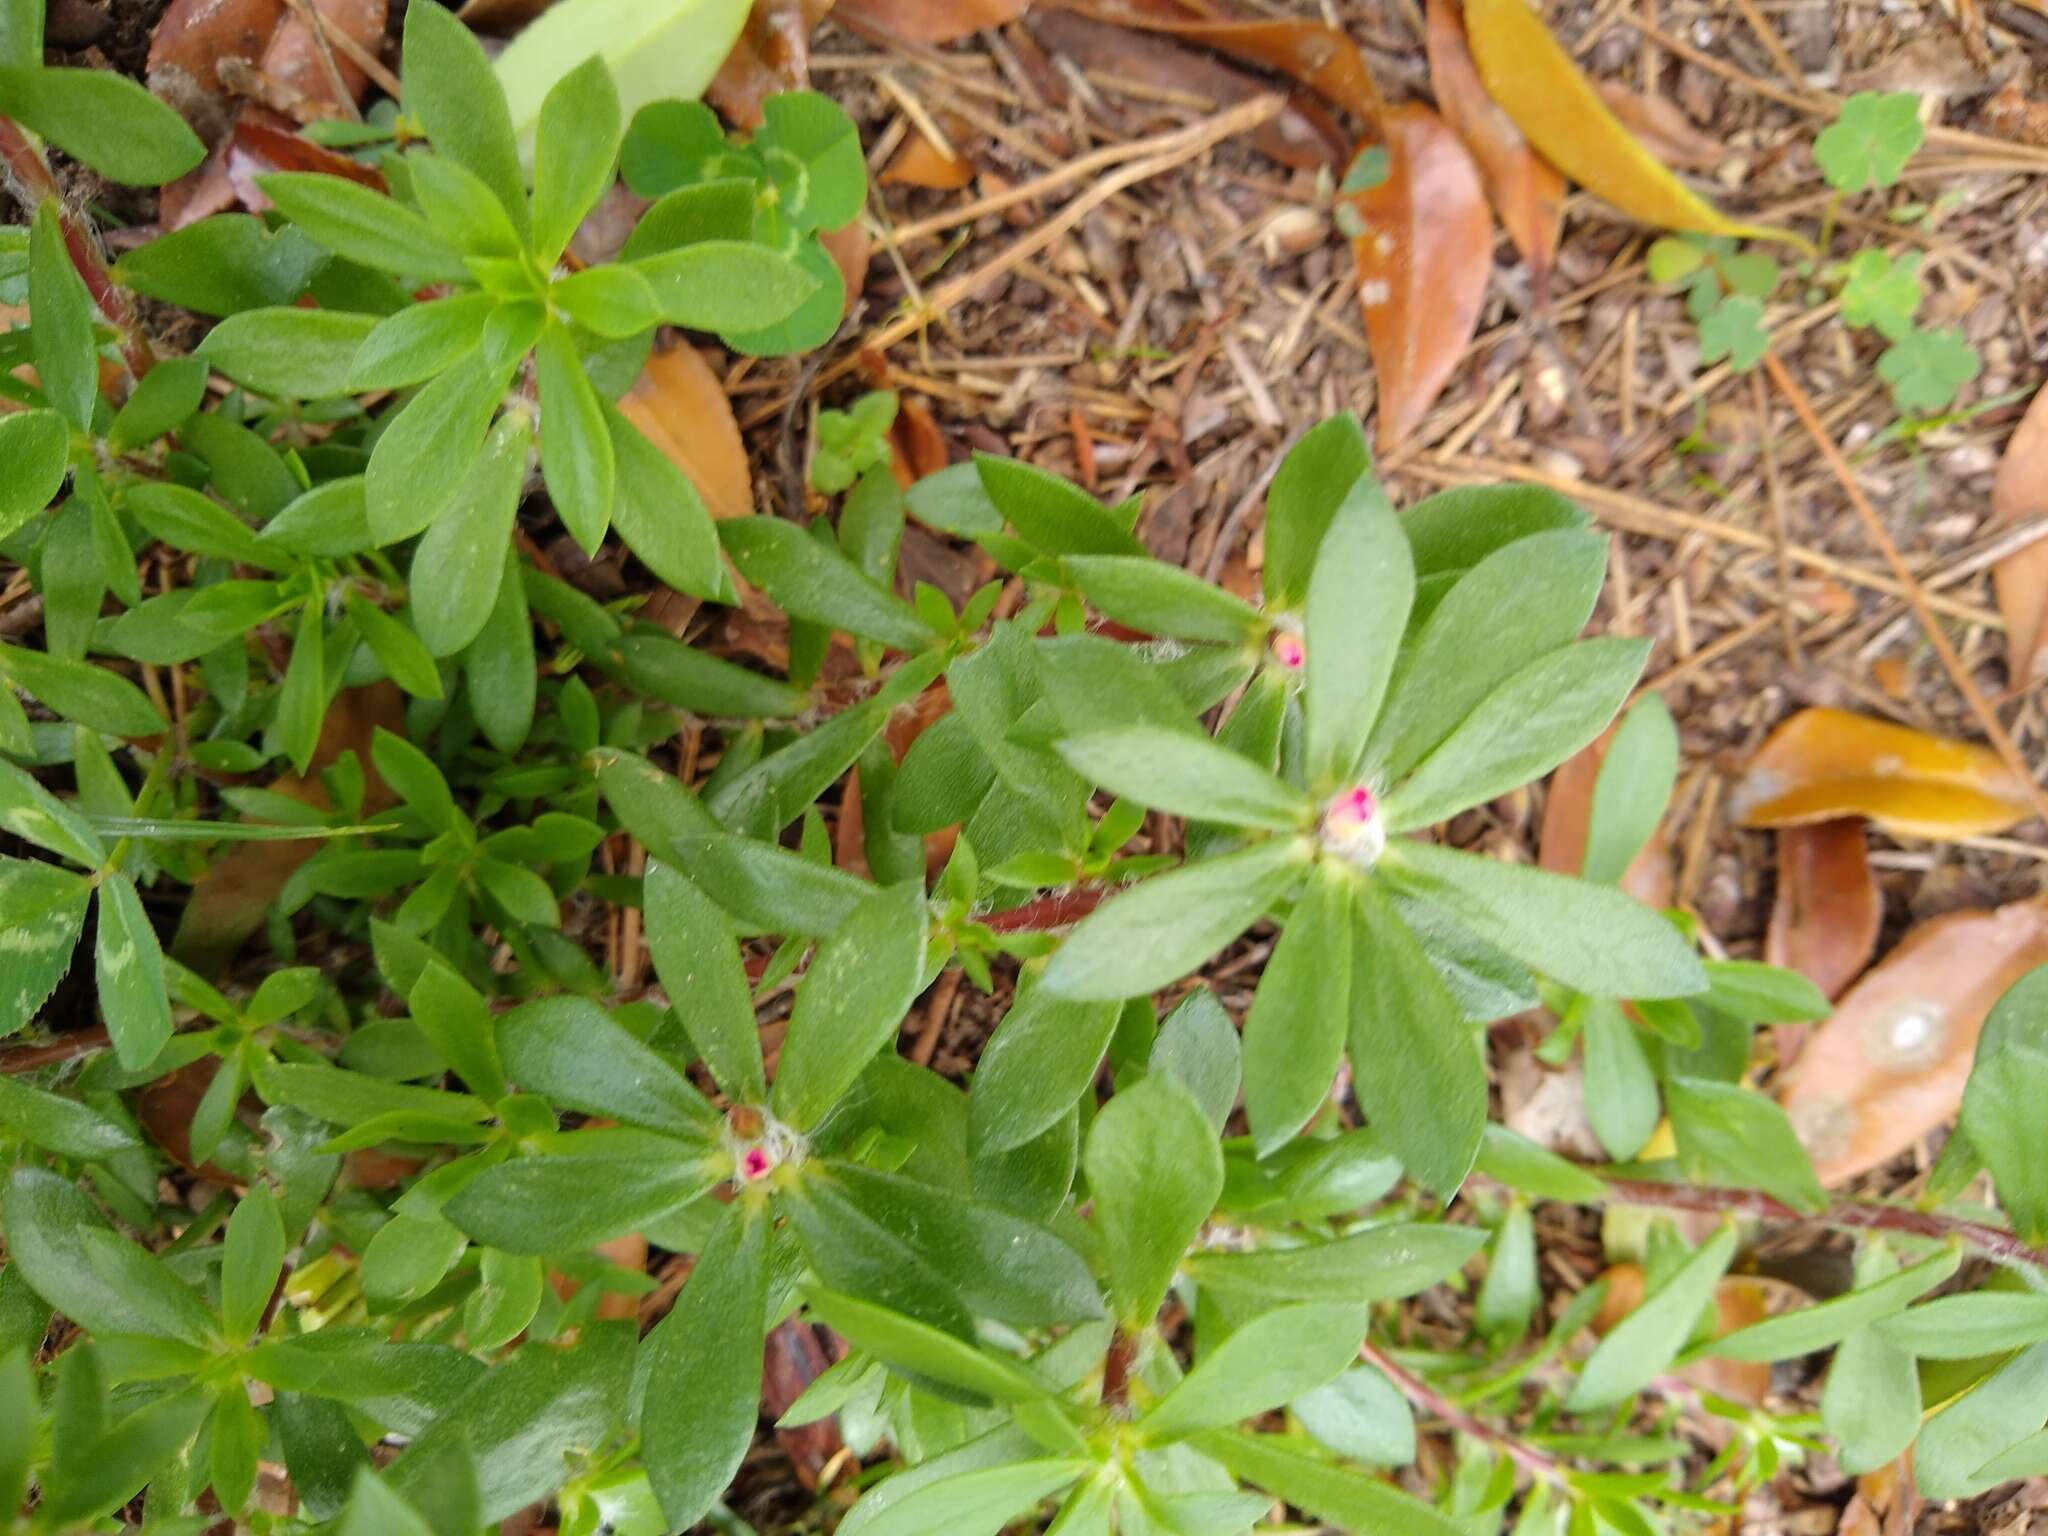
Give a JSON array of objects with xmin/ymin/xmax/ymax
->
[
  {"xmin": 1730, "ymin": 707, "xmax": 2032, "ymax": 840},
  {"xmin": 1462, "ymin": 0, "xmax": 1807, "ymax": 250}
]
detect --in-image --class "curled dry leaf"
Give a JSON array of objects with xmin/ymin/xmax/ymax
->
[
  {"xmin": 617, "ymin": 344, "xmax": 756, "ymax": 521},
  {"xmin": 831, "ymin": 0, "xmax": 1029, "ymax": 45},
  {"xmin": 171, "ymin": 683, "xmax": 404, "ymax": 973},
  {"xmin": 1026, "ymin": 11, "xmax": 1345, "ymax": 171},
  {"xmin": 1051, "ymin": 0, "xmax": 1384, "ymax": 123},
  {"xmin": 882, "ymin": 129, "xmax": 976, "ymax": 190},
  {"xmin": 1992, "ymin": 384, "xmax": 2048, "ymax": 685},
  {"xmin": 891, "ymin": 394, "xmax": 950, "ymax": 486},
  {"xmin": 1463, "ymin": 0, "xmax": 1801, "ymax": 248},
  {"xmin": 1593, "ymin": 82, "xmax": 1729, "ymax": 172},
  {"xmin": 1539, "ymin": 726, "xmax": 1674, "ymax": 910},
  {"xmin": 1343, "ymin": 105, "xmax": 1492, "ymax": 454},
  {"xmin": 149, "ymin": 0, "xmax": 288, "ymax": 142},
  {"xmin": 1730, "ymin": 707, "xmax": 2033, "ymax": 840},
  {"xmin": 1424, "ymin": 0, "xmax": 1562, "ymax": 289},
  {"xmin": 707, "ymin": 0, "xmax": 834, "ymax": 130},
  {"xmin": 821, "ymin": 223, "xmax": 872, "ymax": 322},
  {"xmin": 1778, "ymin": 895, "xmax": 2048, "ymax": 1185},
  {"xmin": 1767, "ymin": 818, "xmax": 1882, "ymax": 1011}
]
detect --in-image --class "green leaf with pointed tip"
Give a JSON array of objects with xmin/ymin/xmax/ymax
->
[
  {"xmin": 970, "ymin": 979, "xmax": 1121, "ymax": 1156},
  {"xmin": 773, "ymin": 881, "xmax": 929, "ymax": 1131},
  {"xmin": 198, "ymin": 307, "xmax": 379, "ymax": 399},
  {"xmin": 1062, "ymin": 554, "xmax": 1267, "ymax": 643},
  {"xmin": 1261, "ymin": 414, "xmax": 1374, "ymax": 611},
  {"xmin": 1187, "ymin": 1221, "xmax": 1485, "ymax": 1305},
  {"xmin": 1569, "ymin": 1223, "xmax": 1737, "ymax": 1410},
  {"xmin": 348, "ymin": 293, "xmax": 498, "ymax": 392},
  {"xmin": 1824, "ymin": 1326, "xmax": 1922, "ymax": 1477},
  {"xmin": 1243, "ymin": 861, "xmax": 1352, "ymax": 1154},
  {"xmin": 409, "ymin": 411, "xmax": 529, "ymax": 653},
  {"xmin": 1058, "ymin": 726, "xmax": 1308, "ymax": 831},
  {"xmin": 1582, "ymin": 692, "xmax": 1679, "ymax": 882},
  {"xmin": 0, "ymin": 763, "xmax": 104, "ymax": 867},
  {"xmin": 112, "ymin": 214, "xmax": 325, "ymax": 317},
  {"xmin": 846, "ymin": 1460, "xmax": 1088, "ymax": 1536},
  {"xmin": 0, "ymin": 1072, "xmax": 137, "ymax": 1161},
  {"xmin": 1385, "ymin": 636, "xmax": 1648, "ymax": 832},
  {"xmin": 1084, "ymin": 1072, "xmax": 1221, "ymax": 1327},
  {"xmin": 974, "ymin": 454, "xmax": 1146, "ymax": 558},
  {"xmin": 605, "ymin": 402, "xmax": 729, "ymax": 601},
  {"xmin": 1704, "ymin": 1248, "xmax": 1958, "ymax": 1363},
  {"xmin": 366, "ymin": 349, "xmax": 513, "ymax": 545},
  {"xmin": 344, "ymin": 595, "xmax": 443, "ymax": 701},
  {"xmin": 803, "ymin": 1285, "xmax": 1049, "ymax": 1405},
  {"xmin": 1369, "ymin": 528, "xmax": 1608, "ymax": 781},
  {"xmin": 529, "ymin": 55, "xmax": 623, "ymax": 262},
  {"xmin": 1304, "ymin": 487, "xmax": 1413, "ymax": 792},
  {"xmin": 535, "ymin": 321, "xmax": 614, "ymax": 553},
  {"xmin": 401, "ymin": 0, "xmax": 527, "ymax": 238},
  {"xmin": 221, "ymin": 1184, "xmax": 285, "ymax": 1342},
  {"xmin": 4, "ymin": 1167, "xmax": 216, "ymax": 1343},
  {"xmin": 465, "ymin": 546, "xmax": 536, "ymax": 754},
  {"xmin": 259, "ymin": 174, "xmax": 469, "ymax": 281},
  {"xmin": 1197, "ymin": 1429, "xmax": 1467, "ymax": 1536},
  {"xmin": 1665, "ymin": 1076, "xmax": 1826, "ymax": 1213},
  {"xmin": 1042, "ymin": 838, "xmax": 1308, "ymax": 1002},
  {"xmin": 644, "ymin": 858, "xmax": 766, "ymax": 1103},
  {"xmin": 718, "ymin": 517, "xmax": 934, "ymax": 651},
  {"xmin": 444, "ymin": 1132, "xmax": 718, "ymax": 1253},
  {"xmin": 631, "ymin": 240, "xmax": 819, "ymax": 329},
  {"xmin": 0, "ymin": 407, "xmax": 69, "ymax": 539},
  {"xmin": 643, "ymin": 1198, "xmax": 769, "ymax": 1528},
  {"xmin": 1140, "ymin": 1302, "xmax": 1367, "ymax": 1443},
  {"xmin": 0, "ymin": 66, "xmax": 203, "ymax": 183},
  {"xmin": 1380, "ymin": 841, "xmax": 1706, "ymax": 999},
  {"xmin": 500, "ymin": 996, "xmax": 717, "ymax": 1135},
  {"xmin": 96, "ymin": 873, "xmax": 173, "ymax": 1070},
  {"xmin": 1914, "ymin": 1340, "xmax": 2048, "ymax": 1500},
  {"xmin": 28, "ymin": 201, "xmax": 96, "ymax": 432}
]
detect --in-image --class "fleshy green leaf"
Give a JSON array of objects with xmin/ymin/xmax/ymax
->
[
  {"xmin": 1303, "ymin": 486, "xmax": 1413, "ymax": 792},
  {"xmin": 1083, "ymin": 1072, "xmax": 1221, "ymax": 1328},
  {"xmin": 1243, "ymin": 861, "xmax": 1353, "ymax": 1154},
  {"xmin": 1138, "ymin": 1302, "xmax": 1367, "ymax": 1443},
  {"xmin": 1568, "ymin": 1223, "xmax": 1737, "ymax": 1410},
  {"xmin": 1057, "ymin": 726, "xmax": 1309, "ymax": 831},
  {"xmin": 409, "ymin": 411, "xmax": 530, "ymax": 653},
  {"xmin": 772, "ymin": 881, "xmax": 929, "ymax": 1131}
]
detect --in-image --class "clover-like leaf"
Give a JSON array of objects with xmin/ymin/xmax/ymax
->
[{"xmin": 1814, "ymin": 91, "xmax": 1925, "ymax": 193}]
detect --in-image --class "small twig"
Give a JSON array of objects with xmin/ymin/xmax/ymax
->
[
  {"xmin": 1764, "ymin": 350, "xmax": 2048, "ymax": 832},
  {"xmin": 1359, "ymin": 1339, "xmax": 1565, "ymax": 1485},
  {"xmin": 1749, "ymin": 370, "xmax": 1802, "ymax": 667},
  {"xmin": 1600, "ymin": 1177, "xmax": 2048, "ymax": 1271}
]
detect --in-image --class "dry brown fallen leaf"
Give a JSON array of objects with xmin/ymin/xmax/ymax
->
[
  {"xmin": 617, "ymin": 344, "xmax": 756, "ymax": 521},
  {"xmin": 171, "ymin": 682, "xmax": 404, "ymax": 974},
  {"xmin": 148, "ymin": 0, "xmax": 287, "ymax": 143},
  {"xmin": 1025, "ymin": 11, "xmax": 1345, "ymax": 171},
  {"xmin": 549, "ymin": 1231, "xmax": 649, "ymax": 1323},
  {"xmin": 1767, "ymin": 818, "xmax": 1883, "ymax": 1016},
  {"xmin": 1424, "ymin": 0, "xmax": 1562, "ymax": 291},
  {"xmin": 1344, "ymin": 105, "xmax": 1494, "ymax": 454},
  {"xmin": 820, "ymin": 223, "xmax": 872, "ymax": 322},
  {"xmin": 1052, "ymin": 0, "xmax": 1383, "ymax": 123},
  {"xmin": 832, "ymin": 0, "xmax": 1028, "ymax": 45},
  {"xmin": 707, "ymin": 0, "xmax": 834, "ymax": 129},
  {"xmin": 1778, "ymin": 895, "xmax": 2048, "ymax": 1185},
  {"xmin": 883, "ymin": 129, "xmax": 976, "ymax": 190},
  {"xmin": 1730, "ymin": 706, "xmax": 2034, "ymax": 841},
  {"xmin": 764, "ymin": 1319, "xmax": 846, "ymax": 1489},
  {"xmin": 1539, "ymin": 725, "xmax": 1674, "ymax": 910},
  {"xmin": 1593, "ymin": 82, "xmax": 1729, "ymax": 172},
  {"xmin": 1992, "ymin": 384, "xmax": 2048, "ymax": 685},
  {"xmin": 891, "ymin": 394, "xmax": 950, "ymax": 486}
]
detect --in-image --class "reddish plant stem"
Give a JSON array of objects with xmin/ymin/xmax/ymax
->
[
  {"xmin": 1358, "ymin": 1339, "xmax": 1564, "ymax": 1484},
  {"xmin": 1102, "ymin": 1330, "xmax": 1135, "ymax": 1411},
  {"xmin": 1600, "ymin": 1177, "xmax": 2048, "ymax": 1271},
  {"xmin": 981, "ymin": 886, "xmax": 1110, "ymax": 932},
  {"xmin": 0, "ymin": 115, "xmax": 155, "ymax": 383}
]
